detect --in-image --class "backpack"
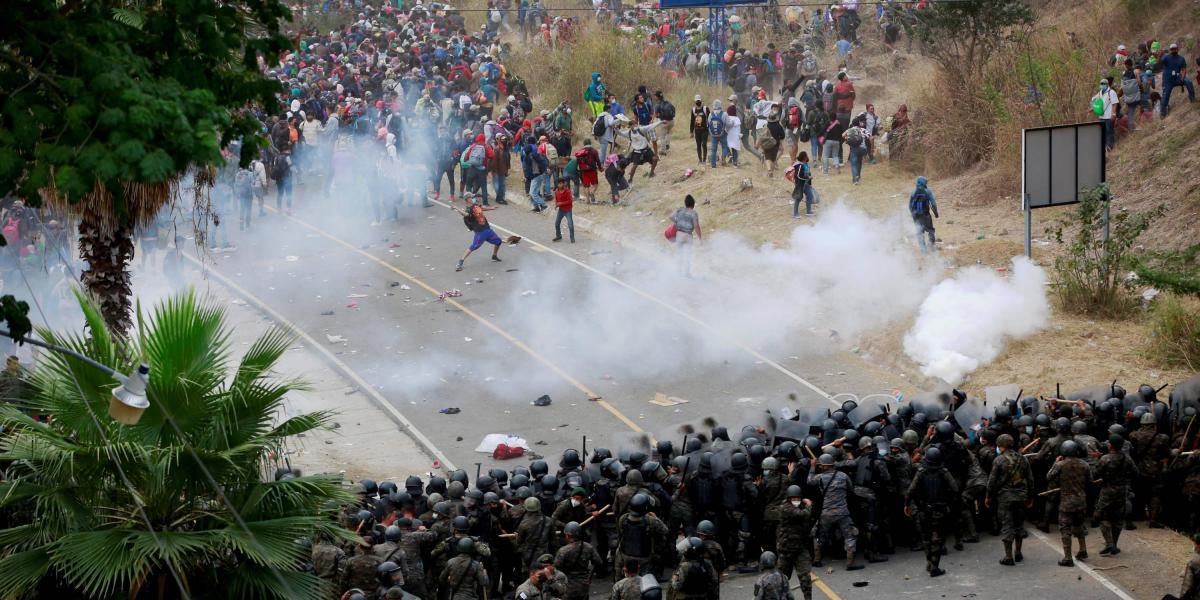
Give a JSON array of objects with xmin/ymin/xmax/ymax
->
[
  {"xmin": 787, "ymin": 106, "xmax": 802, "ymax": 129},
  {"xmin": 592, "ymin": 116, "xmax": 607, "ymax": 138},
  {"xmin": 760, "ymin": 133, "xmax": 778, "ymax": 152},
  {"xmin": 3, "ymin": 217, "xmax": 19, "ymax": 244},
  {"xmin": 271, "ymin": 154, "xmax": 289, "ymax": 180},
  {"xmin": 822, "ymin": 91, "xmax": 834, "ymax": 112},
  {"xmin": 234, "ymin": 169, "xmax": 254, "ymax": 196},
  {"xmin": 846, "ymin": 128, "xmax": 864, "ymax": 147},
  {"xmin": 658, "ymin": 101, "xmax": 675, "ymax": 121},
  {"xmin": 574, "ymin": 148, "xmax": 596, "ymax": 171},
  {"xmin": 1091, "ymin": 95, "xmax": 1105, "ymax": 116},
  {"xmin": 467, "ymin": 144, "xmax": 487, "ymax": 169},
  {"xmin": 799, "ymin": 123, "xmax": 812, "ymax": 143},
  {"xmin": 1120, "ymin": 77, "xmax": 1140, "ymax": 101},
  {"xmin": 801, "ymin": 57, "xmax": 817, "ymax": 75},
  {"xmin": 910, "ymin": 188, "xmax": 931, "ymax": 216},
  {"xmin": 693, "ymin": 111, "xmax": 706, "ymax": 129},
  {"xmin": 708, "ymin": 115, "xmax": 726, "ymax": 137}
]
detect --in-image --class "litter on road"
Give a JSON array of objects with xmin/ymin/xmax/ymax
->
[
  {"xmin": 474, "ymin": 434, "xmax": 530, "ymax": 453},
  {"xmin": 438, "ymin": 407, "xmax": 461, "ymax": 415},
  {"xmin": 437, "ymin": 289, "xmax": 462, "ymax": 301},
  {"xmin": 650, "ymin": 393, "xmax": 688, "ymax": 407},
  {"xmin": 325, "ymin": 335, "xmax": 347, "ymax": 344},
  {"xmin": 533, "ymin": 395, "xmax": 552, "ymax": 406},
  {"xmin": 285, "ymin": 255, "xmax": 299, "ymax": 261}
]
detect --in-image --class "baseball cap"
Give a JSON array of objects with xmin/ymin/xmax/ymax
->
[
  {"xmin": 1169, "ymin": 43, "xmax": 1179, "ymax": 50},
  {"xmin": 694, "ymin": 94, "xmax": 702, "ymax": 101}
]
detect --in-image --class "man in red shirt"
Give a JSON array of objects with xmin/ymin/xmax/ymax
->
[
  {"xmin": 833, "ymin": 72, "xmax": 856, "ymax": 123},
  {"xmin": 552, "ymin": 178, "xmax": 574, "ymax": 243},
  {"xmin": 573, "ymin": 140, "xmax": 600, "ymax": 204}
]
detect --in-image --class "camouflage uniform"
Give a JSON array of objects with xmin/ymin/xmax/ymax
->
[
  {"xmin": 609, "ymin": 575, "xmax": 642, "ymax": 600},
  {"xmin": 1047, "ymin": 455, "xmax": 1091, "ymax": 560},
  {"xmin": 516, "ymin": 512, "xmax": 557, "ymax": 570},
  {"xmin": 555, "ymin": 540, "xmax": 605, "ymax": 600},
  {"xmin": 775, "ymin": 500, "xmax": 813, "ymax": 600},
  {"xmin": 806, "ymin": 469, "xmax": 857, "ymax": 556},
  {"xmin": 399, "ymin": 529, "xmax": 439, "ymax": 598},
  {"xmin": 1177, "ymin": 548, "xmax": 1200, "ymax": 600},
  {"xmin": 1093, "ymin": 450, "xmax": 1136, "ymax": 550},
  {"xmin": 441, "ymin": 555, "xmax": 490, "ymax": 600},
  {"xmin": 700, "ymin": 538, "xmax": 726, "ymax": 574},
  {"xmin": 1130, "ymin": 424, "xmax": 1170, "ymax": 524},
  {"xmin": 514, "ymin": 577, "xmax": 545, "ymax": 600},
  {"xmin": 341, "ymin": 549, "xmax": 383, "ymax": 596},
  {"xmin": 614, "ymin": 513, "xmax": 668, "ymax": 579},
  {"xmin": 753, "ymin": 569, "xmax": 794, "ymax": 600},
  {"xmin": 312, "ymin": 540, "xmax": 346, "ymax": 582},
  {"xmin": 987, "ymin": 448, "xmax": 1033, "ymax": 542},
  {"xmin": 670, "ymin": 558, "xmax": 718, "ymax": 600},
  {"xmin": 906, "ymin": 464, "xmax": 960, "ymax": 574},
  {"xmin": 759, "ymin": 470, "xmax": 789, "ymax": 553}
]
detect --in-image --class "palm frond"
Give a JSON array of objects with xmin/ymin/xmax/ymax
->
[
  {"xmin": 0, "ymin": 548, "xmax": 52, "ymax": 597},
  {"xmin": 111, "ymin": 7, "xmax": 146, "ymax": 30},
  {"xmin": 223, "ymin": 564, "xmax": 330, "ymax": 600},
  {"xmin": 50, "ymin": 530, "xmax": 153, "ymax": 598}
]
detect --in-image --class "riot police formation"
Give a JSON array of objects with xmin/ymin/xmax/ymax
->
[{"xmin": 307, "ymin": 377, "xmax": 1200, "ymax": 599}]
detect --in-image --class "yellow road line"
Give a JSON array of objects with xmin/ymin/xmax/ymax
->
[
  {"xmin": 428, "ymin": 198, "xmax": 837, "ymax": 405},
  {"xmin": 813, "ymin": 575, "xmax": 841, "ymax": 600},
  {"xmin": 180, "ymin": 251, "xmax": 460, "ymax": 471},
  {"xmin": 265, "ymin": 207, "xmax": 645, "ymax": 434}
]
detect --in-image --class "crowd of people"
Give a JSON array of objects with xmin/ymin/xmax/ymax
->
[
  {"xmin": 1095, "ymin": 39, "xmax": 1196, "ymax": 150},
  {"xmin": 303, "ymin": 381, "xmax": 1200, "ymax": 600}
]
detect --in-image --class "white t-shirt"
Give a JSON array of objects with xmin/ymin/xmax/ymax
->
[
  {"xmin": 1095, "ymin": 87, "xmax": 1120, "ymax": 119},
  {"xmin": 725, "ymin": 114, "xmax": 742, "ymax": 149}
]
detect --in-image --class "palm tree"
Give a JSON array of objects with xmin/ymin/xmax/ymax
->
[{"xmin": 0, "ymin": 290, "xmax": 353, "ymax": 599}]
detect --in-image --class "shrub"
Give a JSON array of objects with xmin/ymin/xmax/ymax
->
[
  {"xmin": 1131, "ymin": 244, "xmax": 1200, "ymax": 297},
  {"xmin": 1146, "ymin": 293, "xmax": 1200, "ymax": 370},
  {"xmin": 1046, "ymin": 185, "xmax": 1163, "ymax": 318}
]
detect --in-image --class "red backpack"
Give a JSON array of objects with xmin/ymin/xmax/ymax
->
[
  {"xmin": 573, "ymin": 148, "xmax": 596, "ymax": 171},
  {"xmin": 787, "ymin": 105, "xmax": 802, "ymax": 128}
]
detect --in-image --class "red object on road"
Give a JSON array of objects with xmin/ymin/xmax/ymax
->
[{"xmin": 492, "ymin": 444, "xmax": 525, "ymax": 460}]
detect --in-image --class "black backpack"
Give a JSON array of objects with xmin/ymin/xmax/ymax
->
[
  {"xmin": 658, "ymin": 101, "xmax": 675, "ymax": 121},
  {"xmin": 592, "ymin": 116, "xmax": 607, "ymax": 138}
]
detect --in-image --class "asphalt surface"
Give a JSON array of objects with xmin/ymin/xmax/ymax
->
[{"xmin": 186, "ymin": 185, "xmax": 1134, "ymax": 600}]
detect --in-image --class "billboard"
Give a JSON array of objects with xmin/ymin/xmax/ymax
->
[{"xmin": 1021, "ymin": 122, "xmax": 1105, "ymax": 209}]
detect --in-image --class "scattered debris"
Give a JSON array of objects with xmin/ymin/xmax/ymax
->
[
  {"xmin": 533, "ymin": 395, "xmax": 552, "ymax": 406},
  {"xmin": 331, "ymin": 422, "xmax": 341, "ymax": 429},
  {"xmin": 343, "ymin": 388, "xmax": 358, "ymax": 396},
  {"xmin": 852, "ymin": 582, "xmax": 868, "ymax": 588},
  {"xmin": 739, "ymin": 178, "xmax": 754, "ymax": 192},
  {"xmin": 475, "ymin": 434, "xmax": 530, "ymax": 453},
  {"xmin": 347, "ymin": 293, "xmax": 368, "ymax": 298},
  {"xmin": 464, "ymin": 337, "xmax": 473, "ymax": 342},
  {"xmin": 320, "ymin": 310, "xmax": 335, "ymax": 316},
  {"xmin": 650, "ymin": 393, "xmax": 688, "ymax": 407},
  {"xmin": 456, "ymin": 436, "xmax": 463, "ymax": 442},
  {"xmin": 506, "ymin": 268, "xmax": 519, "ymax": 272},
  {"xmin": 400, "ymin": 284, "xmax": 411, "ymax": 290},
  {"xmin": 493, "ymin": 444, "xmax": 525, "ymax": 460},
  {"xmin": 230, "ymin": 298, "xmax": 247, "ymax": 306},
  {"xmin": 439, "ymin": 407, "xmax": 461, "ymax": 415},
  {"xmin": 520, "ymin": 290, "xmax": 537, "ymax": 297},
  {"xmin": 437, "ymin": 289, "xmax": 463, "ymax": 301},
  {"xmin": 346, "ymin": 302, "xmax": 359, "ymax": 309},
  {"xmin": 389, "ymin": 281, "xmax": 401, "ymax": 287},
  {"xmin": 590, "ymin": 249, "xmax": 611, "ymax": 256},
  {"xmin": 390, "ymin": 243, "xmax": 402, "ymax": 248},
  {"xmin": 325, "ymin": 334, "xmax": 347, "ymax": 344},
  {"xmin": 534, "ymin": 440, "xmax": 548, "ymax": 446},
  {"xmin": 285, "ymin": 255, "xmax": 299, "ymax": 262},
  {"xmin": 505, "ymin": 235, "xmax": 522, "ymax": 245}
]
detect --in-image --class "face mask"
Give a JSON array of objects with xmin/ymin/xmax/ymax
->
[
  {"xmin": 571, "ymin": 499, "xmax": 581, "ymax": 507},
  {"xmin": 790, "ymin": 500, "xmax": 802, "ymax": 507},
  {"xmin": 1025, "ymin": 426, "xmax": 1034, "ymax": 435}
]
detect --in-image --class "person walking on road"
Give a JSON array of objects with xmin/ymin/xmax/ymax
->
[
  {"xmin": 671, "ymin": 195, "xmax": 701, "ymax": 277},
  {"xmin": 552, "ymin": 178, "xmax": 575, "ymax": 243},
  {"xmin": 909, "ymin": 176, "xmax": 938, "ymax": 254},
  {"xmin": 452, "ymin": 193, "xmax": 503, "ymax": 271}
]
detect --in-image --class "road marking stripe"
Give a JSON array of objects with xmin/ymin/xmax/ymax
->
[
  {"xmin": 1028, "ymin": 529, "xmax": 1135, "ymax": 599},
  {"xmin": 264, "ymin": 208, "xmax": 646, "ymax": 435},
  {"xmin": 812, "ymin": 575, "xmax": 842, "ymax": 600},
  {"xmin": 181, "ymin": 252, "xmax": 459, "ymax": 472},
  {"xmin": 430, "ymin": 198, "xmax": 837, "ymax": 405}
]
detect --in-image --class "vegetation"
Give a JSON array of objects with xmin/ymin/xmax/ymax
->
[
  {"xmin": 904, "ymin": 0, "xmax": 1036, "ymax": 80},
  {"xmin": 0, "ymin": 291, "xmax": 351, "ymax": 599},
  {"xmin": 1046, "ymin": 185, "xmax": 1163, "ymax": 318},
  {"xmin": 0, "ymin": 0, "xmax": 293, "ymax": 333},
  {"xmin": 1146, "ymin": 293, "xmax": 1200, "ymax": 370},
  {"xmin": 1131, "ymin": 244, "xmax": 1200, "ymax": 297}
]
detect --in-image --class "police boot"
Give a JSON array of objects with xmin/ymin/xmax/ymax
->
[
  {"xmin": 845, "ymin": 549, "xmax": 863, "ymax": 571},
  {"xmin": 1109, "ymin": 527, "xmax": 1122, "ymax": 555},
  {"xmin": 812, "ymin": 546, "xmax": 823, "ymax": 568},
  {"xmin": 928, "ymin": 553, "xmax": 945, "ymax": 577},
  {"xmin": 1098, "ymin": 526, "xmax": 1114, "ymax": 555},
  {"xmin": 1013, "ymin": 537, "xmax": 1024, "ymax": 563},
  {"xmin": 1058, "ymin": 537, "xmax": 1074, "ymax": 567},
  {"xmin": 1074, "ymin": 536, "xmax": 1088, "ymax": 561},
  {"xmin": 999, "ymin": 540, "xmax": 1015, "ymax": 566}
]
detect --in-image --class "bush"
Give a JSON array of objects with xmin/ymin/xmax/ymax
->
[
  {"xmin": 1146, "ymin": 293, "xmax": 1200, "ymax": 370},
  {"xmin": 1132, "ymin": 244, "xmax": 1200, "ymax": 296},
  {"xmin": 1046, "ymin": 185, "xmax": 1163, "ymax": 318}
]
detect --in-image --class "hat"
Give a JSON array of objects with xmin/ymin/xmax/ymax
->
[
  {"xmin": 537, "ymin": 553, "xmax": 555, "ymax": 565},
  {"xmin": 1117, "ymin": 44, "xmax": 1126, "ymax": 51},
  {"xmin": 1170, "ymin": 43, "xmax": 1179, "ymax": 50},
  {"xmin": 571, "ymin": 486, "xmax": 587, "ymax": 497},
  {"xmin": 615, "ymin": 114, "xmax": 631, "ymax": 123},
  {"xmin": 1100, "ymin": 78, "xmax": 1109, "ymax": 85},
  {"xmin": 728, "ymin": 93, "xmax": 737, "ymax": 101},
  {"xmin": 694, "ymin": 94, "xmax": 702, "ymax": 101}
]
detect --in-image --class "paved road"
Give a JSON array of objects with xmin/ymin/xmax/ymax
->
[{"xmin": 185, "ymin": 188, "xmax": 1133, "ymax": 600}]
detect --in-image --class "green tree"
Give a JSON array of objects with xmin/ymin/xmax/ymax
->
[
  {"xmin": 0, "ymin": 0, "xmax": 292, "ymax": 333},
  {"xmin": 902, "ymin": 0, "xmax": 1036, "ymax": 79},
  {"xmin": 0, "ymin": 291, "xmax": 351, "ymax": 599}
]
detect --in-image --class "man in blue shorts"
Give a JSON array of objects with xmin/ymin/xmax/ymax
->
[{"xmin": 453, "ymin": 192, "xmax": 503, "ymax": 271}]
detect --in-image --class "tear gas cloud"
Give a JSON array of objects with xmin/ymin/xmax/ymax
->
[{"xmin": 902, "ymin": 256, "xmax": 1050, "ymax": 386}]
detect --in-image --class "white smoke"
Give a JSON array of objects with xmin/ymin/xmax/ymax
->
[{"xmin": 902, "ymin": 256, "xmax": 1050, "ymax": 385}]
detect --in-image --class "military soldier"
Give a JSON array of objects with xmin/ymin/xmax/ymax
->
[
  {"xmin": 610, "ymin": 560, "xmax": 643, "ymax": 600},
  {"xmin": 396, "ymin": 517, "xmax": 439, "ymax": 598},
  {"xmin": 615, "ymin": 469, "xmax": 648, "ymax": 518},
  {"xmin": 670, "ymin": 538, "xmax": 718, "ymax": 600},
  {"xmin": 986, "ymin": 434, "xmax": 1034, "ymax": 566},
  {"xmin": 806, "ymin": 453, "xmax": 860, "ymax": 570},
  {"xmin": 555, "ymin": 521, "xmax": 605, "ymax": 600},
  {"xmin": 553, "ymin": 487, "xmax": 592, "ymax": 528},
  {"xmin": 375, "ymin": 526, "xmax": 405, "ymax": 563},
  {"xmin": 342, "ymin": 537, "xmax": 385, "ymax": 596},
  {"xmin": 1163, "ymin": 534, "xmax": 1200, "ymax": 600},
  {"xmin": 516, "ymin": 497, "xmax": 557, "ymax": 572},
  {"xmin": 752, "ymin": 551, "xmax": 793, "ymax": 600},
  {"xmin": 758, "ymin": 457, "xmax": 788, "ymax": 553},
  {"xmin": 666, "ymin": 456, "xmax": 694, "ymax": 538},
  {"xmin": 1034, "ymin": 418, "xmax": 1074, "ymax": 532},
  {"xmin": 906, "ymin": 447, "xmax": 958, "ymax": 577},
  {"xmin": 513, "ymin": 565, "xmax": 549, "ymax": 600},
  {"xmin": 1046, "ymin": 439, "xmax": 1091, "ymax": 566},
  {"xmin": 849, "ymin": 436, "xmax": 891, "ymax": 563},
  {"xmin": 375, "ymin": 561, "xmax": 406, "ymax": 598},
  {"xmin": 1093, "ymin": 434, "xmax": 1137, "ymax": 556},
  {"xmin": 775, "ymin": 485, "xmax": 813, "ymax": 600},
  {"xmin": 441, "ymin": 537, "xmax": 490, "ymax": 600},
  {"xmin": 313, "ymin": 532, "xmax": 347, "ymax": 583},
  {"xmin": 1130, "ymin": 412, "xmax": 1170, "ymax": 527},
  {"xmin": 615, "ymin": 493, "xmax": 668, "ymax": 578},
  {"xmin": 696, "ymin": 520, "xmax": 727, "ymax": 574}
]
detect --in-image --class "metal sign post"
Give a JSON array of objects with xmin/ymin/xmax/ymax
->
[{"xmin": 1020, "ymin": 121, "xmax": 1106, "ymax": 259}]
